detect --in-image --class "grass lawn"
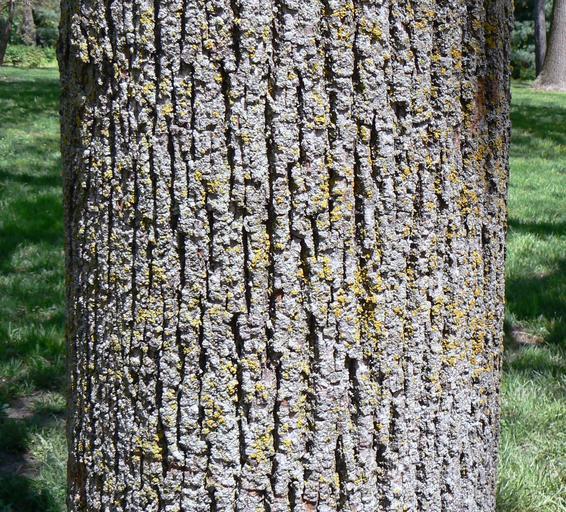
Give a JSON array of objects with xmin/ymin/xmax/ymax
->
[
  {"xmin": 499, "ymin": 84, "xmax": 566, "ymax": 511},
  {"xmin": 0, "ymin": 67, "xmax": 564, "ymax": 511},
  {"xmin": 0, "ymin": 67, "xmax": 66, "ymax": 511}
]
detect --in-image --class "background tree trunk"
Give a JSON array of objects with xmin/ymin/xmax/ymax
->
[
  {"xmin": 21, "ymin": 0, "xmax": 36, "ymax": 46},
  {"xmin": 534, "ymin": 0, "xmax": 547, "ymax": 75},
  {"xmin": 0, "ymin": 0, "xmax": 15, "ymax": 65},
  {"xmin": 535, "ymin": 0, "xmax": 566, "ymax": 90},
  {"xmin": 59, "ymin": 0, "xmax": 512, "ymax": 510}
]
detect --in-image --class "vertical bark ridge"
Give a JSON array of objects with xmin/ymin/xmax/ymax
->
[{"xmin": 59, "ymin": 0, "xmax": 511, "ymax": 509}]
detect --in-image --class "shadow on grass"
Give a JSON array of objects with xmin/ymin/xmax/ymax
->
[
  {"xmin": 0, "ymin": 474, "xmax": 60, "ymax": 512},
  {"xmin": 0, "ymin": 75, "xmax": 59, "ymax": 131},
  {"xmin": 0, "ymin": 137, "xmax": 65, "ymax": 402},
  {"xmin": 496, "ymin": 486, "xmax": 525, "ymax": 512},
  {"xmin": 504, "ymin": 233, "xmax": 565, "ymax": 382},
  {"xmin": 505, "ymin": 217, "xmax": 565, "ymax": 350},
  {"xmin": 0, "ymin": 192, "xmax": 64, "ymax": 271},
  {"xmin": 506, "ymin": 254, "xmax": 565, "ymax": 320},
  {"xmin": 508, "ymin": 219, "xmax": 566, "ymax": 238},
  {"xmin": 511, "ymin": 96, "xmax": 566, "ymax": 159},
  {"xmin": 0, "ymin": 66, "xmax": 65, "ymax": 444},
  {"xmin": 0, "ymin": 167, "xmax": 61, "ymax": 189},
  {"xmin": 0, "ymin": 133, "xmax": 61, "ymax": 186},
  {"xmin": 0, "ymin": 403, "xmax": 64, "ymax": 512}
]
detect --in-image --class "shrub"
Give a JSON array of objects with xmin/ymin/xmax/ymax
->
[{"xmin": 3, "ymin": 45, "xmax": 56, "ymax": 68}]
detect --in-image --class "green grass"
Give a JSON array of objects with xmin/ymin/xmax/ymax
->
[
  {"xmin": 498, "ymin": 84, "xmax": 566, "ymax": 512},
  {"xmin": 0, "ymin": 67, "xmax": 564, "ymax": 511},
  {"xmin": 0, "ymin": 67, "xmax": 65, "ymax": 512}
]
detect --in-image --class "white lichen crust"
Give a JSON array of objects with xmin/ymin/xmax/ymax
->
[{"xmin": 59, "ymin": 0, "xmax": 512, "ymax": 510}]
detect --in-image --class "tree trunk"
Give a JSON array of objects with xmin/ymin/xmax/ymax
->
[
  {"xmin": 58, "ymin": 0, "xmax": 512, "ymax": 510},
  {"xmin": 21, "ymin": 0, "xmax": 36, "ymax": 46},
  {"xmin": 535, "ymin": 0, "xmax": 566, "ymax": 90},
  {"xmin": 0, "ymin": 0, "xmax": 15, "ymax": 65},
  {"xmin": 534, "ymin": 0, "xmax": 547, "ymax": 75}
]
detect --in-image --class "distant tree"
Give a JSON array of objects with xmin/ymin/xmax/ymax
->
[
  {"xmin": 534, "ymin": 0, "xmax": 548, "ymax": 74},
  {"xmin": 535, "ymin": 0, "xmax": 566, "ymax": 89},
  {"xmin": 0, "ymin": 0, "xmax": 15, "ymax": 65},
  {"xmin": 21, "ymin": 0, "xmax": 36, "ymax": 46}
]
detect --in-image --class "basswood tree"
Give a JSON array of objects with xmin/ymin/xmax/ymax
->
[
  {"xmin": 0, "ymin": 0, "xmax": 15, "ymax": 64},
  {"xmin": 535, "ymin": 0, "xmax": 566, "ymax": 90},
  {"xmin": 533, "ymin": 0, "xmax": 547, "ymax": 75},
  {"xmin": 21, "ymin": 0, "xmax": 37, "ymax": 46},
  {"xmin": 59, "ymin": 0, "xmax": 512, "ymax": 510}
]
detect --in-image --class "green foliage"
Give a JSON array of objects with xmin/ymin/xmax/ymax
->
[
  {"xmin": 2, "ymin": 45, "xmax": 56, "ymax": 68},
  {"xmin": 511, "ymin": 20, "xmax": 536, "ymax": 80},
  {"xmin": 33, "ymin": 7, "xmax": 59, "ymax": 48},
  {"xmin": 0, "ymin": 417, "xmax": 30, "ymax": 453},
  {"xmin": 0, "ymin": 0, "xmax": 59, "ymax": 64}
]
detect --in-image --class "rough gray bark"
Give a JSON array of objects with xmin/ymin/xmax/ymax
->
[
  {"xmin": 59, "ymin": 0, "xmax": 512, "ymax": 510},
  {"xmin": 535, "ymin": 0, "xmax": 566, "ymax": 90},
  {"xmin": 534, "ymin": 0, "xmax": 547, "ymax": 75},
  {"xmin": 0, "ymin": 0, "xmax": 15, "ymax": 65},
  {"xmin": 21, "ymin": 0, "xmax": 36, "ymax": 46}
]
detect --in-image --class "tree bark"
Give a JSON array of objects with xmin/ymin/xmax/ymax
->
[
  {"xmin": 0, "ymin": 0, "xmax": 15, "ymax": 65},
  {"xmin": 534, "ymin": 0, "xmax": 547, "ymax": 75},
  {"xmin": 21, "ymin": 0, "xmax": 36, "ymax": 46},
  {"xmin": 535, "ymin": 0, "xmax": 566, "ymax": 90},
  {"xmin": 59, "ymin": 0, "xmax": 512, "ymax": 510}
]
